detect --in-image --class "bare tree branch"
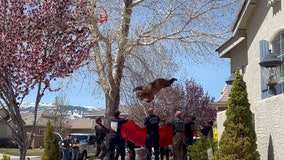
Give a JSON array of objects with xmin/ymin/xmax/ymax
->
[{"xmin": 86, "ymin": 0, "xmax": 239, "ymax": 120}]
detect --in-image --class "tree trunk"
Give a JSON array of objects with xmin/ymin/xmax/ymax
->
[
  {"xmin": 105, "ymin": 90, "xmax": 120, "ymax": 119},
  {"xmin": 19, "ymin": 146, "xmax": 27, "ymax": 160},
  {"xmin": 104, "ymin": 90, "xmax": 120, "ymax": 149},
  {"xmin": 15, "ymin": 125, "xmax": 31, "ymax": 160},
  {"xmin": 9, "ymin": 86, "xmax": 41, "ymax": 160}
]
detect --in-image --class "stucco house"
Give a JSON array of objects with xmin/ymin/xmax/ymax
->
[
  {"xmin": 215, "ymin": 0, "xmax": 284, "ymax": 159},
  {"xmin": 0, "ymin": 111, "xmax": 96, "ymax": 148},
  {"xmin": 0, "ymin": 106, "xmax": 132, "ymax": 148},
  {"xmin": 212, "ymin": 85, "xmax": 229, "ymax": 112},
  {"xmin": 24, "ymin": 112, "xmax": 96, "ymax": 148}
]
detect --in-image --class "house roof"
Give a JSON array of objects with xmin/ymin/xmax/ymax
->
[
  {"xmin": 216, "ymin": 30, "xmax": 246, "ymax": 58},
  {"xmin": 85, "ymin": 106, "xmax": 131, "ymax": 119},
  {"xmin": 232, "ymin": 0, "xmax": 258, "ymax": 36},
  {"xmin": 22, "ymin": 111, "xmax": 95, "ymax": 129},
  {"xmin": 216, "ymin": 0, "xmax": 258, "ymax": 57},
  {"xmin": 22, "ymin": 112, "xmax": 47, "ymax": 127},
  {"xmin": 70, "ymin": 119, "xmax": 95, "ymax": 129},
  {"xmin": 212, "ymin": 84, "xmax": 229, "ymax": 110}
]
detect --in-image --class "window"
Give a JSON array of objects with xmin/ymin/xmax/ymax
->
[
  {"xmin": 259, "ymin": 40, "xmax": 270, "ymax": 99},
  {"xmin": 272, "ymin": 31, "xmax": 284, "ymax": 94},
  {"xmin": 39, "ymin": 129, "xmax": 45, "ymax": 135}
]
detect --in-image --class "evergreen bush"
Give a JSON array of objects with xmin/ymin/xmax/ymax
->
[
  {"xmin": 1, "ymin": 155, "xmax": 10, "ymax": 160},
  {"xmin": 214, "ymin": 69, "xmax": 260, "ymax": 160},
  {"xmin": 42, "ymin": 121, "xmax": 61, "ymax": 160},
  {"xmin": 188, "ymin": 135, "xmax": 214, "ymax": 160}
]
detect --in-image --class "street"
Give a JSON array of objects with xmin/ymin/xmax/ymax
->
[{"xmin": 0, "ymin": 154, "xmax": 41, "ymax": 160}]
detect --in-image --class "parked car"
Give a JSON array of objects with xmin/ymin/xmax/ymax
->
[
  {"xmin": 55, "ymin": 132, "xmax": 97, "ymax": 160},
  {"xmin": 69, "ymin": 133, "xmax": 97, "ymax": 160},
  {"xmin": 53, "ymin": 132, "xmax": 63, "ymax": 143}
]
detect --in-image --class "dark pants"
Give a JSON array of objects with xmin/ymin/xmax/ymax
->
[
  {"xmin": 127, "ymin": 140, "xmax": 136, "ymax": 160},
  {"xmin": 108, "ymin": 136, "xmax": 126, "ymax": 160},
  {"xmin": 146, "ymin": 133, "xmax": 159, "ymax": 160},
  {"xmin": 184, "ymin": 137, "xmax": 194, "ymax": 160},
  {"xmin": 96, "ymin": 144, "xmax": 101, "ymax": 157},
  {"xmin": 97, "ymin": 140, "xmax": 107, "ymax": 159},
  {"xmin": 160, "ymin": 147, "xmax": 170, "ymax": 160},
  {"xmin": 62, "ymin": 149, "xmax": 70, "ymax": 160},
  {"xmin": 72, "ymin": 148, "xmax": 79, "ymax": 160}
]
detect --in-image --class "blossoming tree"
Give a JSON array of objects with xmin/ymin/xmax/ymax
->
[{"xmin": 0, "ymin": 0, "xmax": 97, "ymax": 159}]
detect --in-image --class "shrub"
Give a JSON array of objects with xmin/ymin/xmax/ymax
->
[
  {"xmin": 214, "ymin": 69, "xmax": 259, "ymax": 159},
  {"xmin": 188, "ymin": 135, "xmax": 214, "ymax": 160},
  {"xmin": 1, "ymin": 155, "xmax": 10, "ymax": 160},
  {"xmin": 42, "ymin": 121, "xmax": 61, "ymax": 160}
]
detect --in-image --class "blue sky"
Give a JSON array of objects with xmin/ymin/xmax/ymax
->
[
  {"xmin": 24, "ymin": 57, "xmax": 230, "ymax": 108},
  {"xmin": 174, "ymin": 58, "xmax": 230, "ymax": 101},
  {"xmin": 22, "ymin": 1, "xmax": 238, "ymax": 108}
]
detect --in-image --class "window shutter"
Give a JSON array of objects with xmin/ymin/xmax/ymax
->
[
  {"xmin": 272, "ymin": 32, "xmax": 284, "ymax": 94},
  {"xmin": 259, "ymin": 40, "xmax": 269, "ymax": 99}
]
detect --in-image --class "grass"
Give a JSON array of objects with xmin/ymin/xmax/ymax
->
[{"xmin": 0, "ymin": 148, "xmax": 44, "ymax": 156}]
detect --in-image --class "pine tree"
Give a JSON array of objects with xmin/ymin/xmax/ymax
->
[
  {"xmin": 214, "ymin": 69, "xmax": 260, "ymax": 160},
  {"xmin": 42, "ymin": 121, "xmax": 61, "ymax": 160},
  {"xmin": 189, "ymin": 135, "xmax": 214, "ymax": 160}
]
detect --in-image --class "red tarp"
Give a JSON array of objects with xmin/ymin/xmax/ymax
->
[{"xmin": 121, "ymin": 120, "xmax": 173, "ymax": 147}]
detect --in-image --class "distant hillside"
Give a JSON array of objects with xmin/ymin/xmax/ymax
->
[{"xmin": 20, "ymin": 102, "xmax": 101, "ymax": 119}]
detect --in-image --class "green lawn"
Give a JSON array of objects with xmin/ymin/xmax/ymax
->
[{"xmin": 0, "ymin": 148, "xmax": 44, "ymax": 156}]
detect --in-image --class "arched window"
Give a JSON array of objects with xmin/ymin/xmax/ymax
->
[{"xmin": 272, "ymin": 31, "xmax": 284, "ymax": 94}]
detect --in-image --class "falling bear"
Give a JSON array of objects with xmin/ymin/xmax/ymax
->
[{"xmin": 133, "ymin": 78, "xmax": 177, "ymax": 103}]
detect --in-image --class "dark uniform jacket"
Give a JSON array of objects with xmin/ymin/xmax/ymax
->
[
  {"xmin": 110, "ymin": 117, "xmax": 128, "ymax": 137},
  {"xmin": 144, "ymin": 114, "xmax": 161, "ymax": 135}
]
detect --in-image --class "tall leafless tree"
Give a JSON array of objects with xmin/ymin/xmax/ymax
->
[
  {"xmin": 88, "ymin": 0, "xmax": 239, "ymax": 120},
  {"xmin": 51, "ymin": 95, "xmax": 71, "ymax": 137}
]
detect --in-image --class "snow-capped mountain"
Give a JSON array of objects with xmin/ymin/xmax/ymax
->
[{"xmin": 20, "ymin": 102, "xmax": 101, "ymax": 119}]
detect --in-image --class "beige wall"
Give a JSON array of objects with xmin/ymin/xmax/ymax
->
[
  {"xmin": 241, "ymin": 1, "xmax": 284, "ymax": 103},
  {"xmin": 242, "ymin": 2, "xmax": 284, "ymax": 158},
  {"xmin": 32, "ymin": 135, "xmax": 44, "ymax": 149},
  {"xmin": 0, "ymin": 123, "xmax": 13, "ymax": 138},
  {"xmin": 216, "ymin": 110, "xmax": 226, "ymax": 142},
  {"xmin": 217, "ymin": 1, "xmax": 284, "ymax": 160},
  {"xmin": 252, "ymin": 94, "xmax": 284, "ymax": 160},
  {"xmin": 230, "ymin": 40, "xmax": 248, "ymax": 73},
  {"xmin": 217, "ymin": 94, "xmax": 284, "ymax": 160}
]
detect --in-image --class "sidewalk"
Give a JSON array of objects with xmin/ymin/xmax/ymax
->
[{"xmin": 0, "ymin": 153, "xmax": 41, "ymax": 160}]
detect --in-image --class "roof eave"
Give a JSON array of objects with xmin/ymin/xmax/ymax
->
[
  {"xmin": 216, "ymin": 30, "xmax": 246, "ymax": 57},
  {"xmin": 232, "ymin": 0, "xmax": 257, "ymax": 36},
  {"xmin": 216, "ymin": 0, "xmax": 257, "ymax": 57}
]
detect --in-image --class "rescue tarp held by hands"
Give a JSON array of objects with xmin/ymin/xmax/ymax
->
[{"xmin": 121, "ymin": 120, "xmax": 173, "ymax": 147}]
